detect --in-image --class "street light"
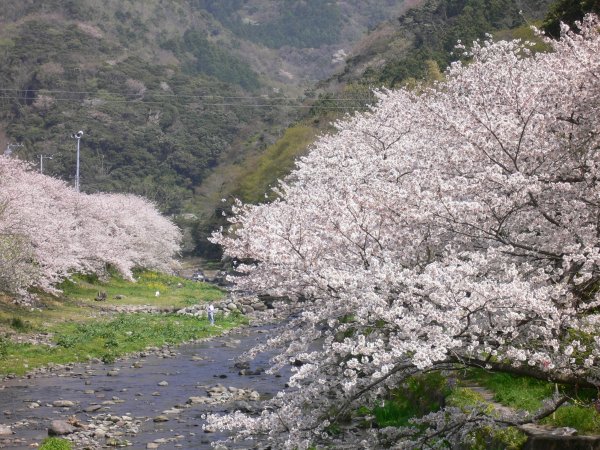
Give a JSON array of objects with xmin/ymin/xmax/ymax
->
[
  {"xmin": 39, "ymin": 154, "xmax": 53, "ymax": 174},
  {"xmin": 71, "ymin": 131, "xmax": 83, "ymax": 192}
]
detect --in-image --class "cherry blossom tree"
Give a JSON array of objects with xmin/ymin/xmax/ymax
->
[
  {"xmin": 85, "ymin": 192, "xmax": 182, "ymax": 279},
  {"xmin": 210, "ymin": 16, "xmax": 600, "ymax": 448},
  {"xmin": 0, "ymin": 156, "xmax": 181, "ymax": 294},
  {"xmin": 0, "ymin": 198, "xmax": 36, "ymax": 294}
]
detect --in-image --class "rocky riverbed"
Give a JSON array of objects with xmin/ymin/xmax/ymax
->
[{"xmin": 0, "ymin": 323, "xmax": 287, "ymax": 449}]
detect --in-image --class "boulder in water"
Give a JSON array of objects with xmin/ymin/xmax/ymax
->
[{"xmin": 48, "ymin": 419, "xmax": 75, "ymax": 436}]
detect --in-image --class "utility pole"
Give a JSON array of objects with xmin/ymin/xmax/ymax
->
[
  {"xmin": 71, "ymin": 131, "xmax": 83, "ymax": 192},
  {"xmin": 39, "ymin": 154, "xmax": 53, "ymax": 174}
]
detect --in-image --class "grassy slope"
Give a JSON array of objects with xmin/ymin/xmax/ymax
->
[
  {"xmin": 233, "ymin": 123, "xmax": 321, "ymax": 203},
  {"xmin": 60, "ymin": 270, "xmax": 223, "ymax": 308},
  {"xmin": 0, "ymin": 270, "xmax": 244, "ymax": 377},
  {"xmin": 467, "ymin": 370, "xmax": 600, "ymax": 434}
]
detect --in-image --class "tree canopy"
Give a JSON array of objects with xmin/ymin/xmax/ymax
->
[
  {"xmin": 0, "ymin": 157, "xmax": 181, "ymax": 295},
  {"xmin": 210, "ymin": 16, "xmax": 600, "ymax": 448}
]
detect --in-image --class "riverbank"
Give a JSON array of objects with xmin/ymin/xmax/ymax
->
[
  {"xmin": 0, "ymin": 270, "xmax": 245, "ymax": 378},
  {"xmin": 0, "ymin": 323, "xmax": 286, "ymax": 449},
  {"xmin": 4, "ymin": 271, "xmax": 598, "ymax": 449}
]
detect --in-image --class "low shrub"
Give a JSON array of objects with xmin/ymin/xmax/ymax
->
[
  {"xmin": 10, "ymin": 317, "xmax": 30, "ymax": 331},
  {"xmin": 0, "ymin": 336, "xmax": 8, "ymax": 359},
  {"xmin": 465, "ymin": 426, "xmax": 528, "ymax": 450},
  {"xmin": 371, "ymin": 372, "xmax": 450, "ymax": 427}
]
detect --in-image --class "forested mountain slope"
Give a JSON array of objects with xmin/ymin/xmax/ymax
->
[
  {"xmin": 0, "ymin": 0, "xmax": 418, "ymax": 216},
  {"xmin": 330, "ymin": 0, "xmax": 555, "ymax": 87},
  {"xmin": 0, "ymin": 0, "xmax": 273, "ymax": 214},
  {"xmin": 214, "ymin": 0, "xmax": 558, "ymax": 207},
  {"xmin": 192, "ymin": 0, "xmax": 422, "ymax": 81}
]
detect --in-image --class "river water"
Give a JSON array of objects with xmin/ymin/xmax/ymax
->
[{"xmin": 0, "ymin": 324, "xmax": 287, "ymax": 449}]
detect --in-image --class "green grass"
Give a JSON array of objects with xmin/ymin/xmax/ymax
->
[
  {"xmin": 39, "ymin": 437, "xmax": 72, "ymax": 450},
  {"xmin": 542, "ymin": 405, "xmax": 600, "ymax": 433},
  {"xmin": 0, "ymin": 296, "xmax": 88, "ymax": 331},
  {"xmin": 446, "ymin": 385, "xmax": 528, "ymax": 449},
  {"xmin": 467, "ymin": 370, "xmax": 554, "ymax": 412},
  {"xmin": 0, "ymin": 312, "xmax": 246, "ymax": 376},
  {"xmin": 0, "ymin": 269, "xmax": 232, "ymax": 376},
  {"xmin": 446, "ymin": 386, "xmax": 490, "ymax": 411},
  {"xmin": 364, "ymin": 372, "xmax": 450, "ymax": 428},
  {"xmin": 356, "ymin": 368, "xmax": 600, "ymax": 448},
  {"xmin": 372, "ymin": 399, "xmax": 419, "ymax": 428},
  {"xmin": 60, "ymin": 270, "xmax": 224, "ymax": 308},
  {"xmin": 466, "ymin": 369, "xmax": 600, "ymax": 434},
  {"xmin": 234, "ymin": 124, "xmax": 318, "ymax": 204}
]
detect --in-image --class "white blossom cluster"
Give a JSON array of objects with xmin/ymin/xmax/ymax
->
[
  {"xmin": 0, "ymin": 157, "xmax": 181, "ymax": 294},
  {"xmin": 210, "ymin": 17, "xmax": 600, "ymax": 448}
]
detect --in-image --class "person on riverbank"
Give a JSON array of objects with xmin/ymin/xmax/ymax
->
[{"xmin": 207, "ymin": 304, "xmax": 215, "ymax": 325}]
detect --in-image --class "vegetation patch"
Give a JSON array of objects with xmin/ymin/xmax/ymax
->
[
  {"xmin": 466, "ymin": 369, "xmax": 600, "ymax": 434},
  {"xmin": 234, "ymin": 124, "xmax": 319, "ymax": 203},
  {"xmin": 466, "ymin": 370, "xmax": 553, "ymax": 412},
  {"xmin": 542, "ymin": 405, "xmax": 600, "ymax": 434},
  {"xmin": 357, "ymin": 372, "xmax": 450, "ymax": 428},
  {"xmin": 1, "ymin": 312, "xmax": 244, "ymax": 376},
  {"xmin": 446, "ymin": 386, "xmax": 489, "ymax": 411},
  {"xmin": 0, "ymin": 269, "xmax": 235, "ymax": 376},
  {"xmin": 60, "ymin": 270, "xmax": 223, "ymax": 308},
  {"xmin": 39, "ymin": 437, "xmax": 73, "ymax": 450}
]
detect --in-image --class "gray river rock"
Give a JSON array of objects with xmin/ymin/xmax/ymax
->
[{"xmin": 0, "ymin": 324, "xmax": 288, "ymax": 449}]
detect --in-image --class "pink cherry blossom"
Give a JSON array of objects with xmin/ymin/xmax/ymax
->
[
  {"xmin": 209, "ymin": 16, "xmax": 600, "ymax": 448},
  {"xmin": 0, "ymin": 156, "xmax": 181, "ymax": 294}
]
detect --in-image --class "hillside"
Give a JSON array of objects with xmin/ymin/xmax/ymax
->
[
  {"xmin": 192, "ymin": 0, "xmax": 423, "ymax": 82},
  {"xmin": 210, "ymin": 0, "xmax": 558, "ymax": 203},
  {"xmin": 0, "ymin": 0, "xmax": 277, "ymax": 214},
  {"xmin": 0, "ymin": 0, "xmax": 420, "ymax": 250},
  {"xmin": 327, "ymin": 0, "xmax": 555, "ymax": 88}
]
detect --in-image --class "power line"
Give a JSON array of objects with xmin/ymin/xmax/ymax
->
[
  {"xmin": 0, "ymin": 88, "xmax": 374, "ymax": 103},
  {"xmin": 0, "ymin": 95, "xmax": 373, "ymax": 109}
]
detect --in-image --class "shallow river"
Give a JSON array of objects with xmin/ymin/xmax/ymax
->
[{"xmin": 0, "ymin": 324, "xmax": 287, "ymax": 449}]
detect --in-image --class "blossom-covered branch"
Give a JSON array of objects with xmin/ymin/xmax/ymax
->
[{"xmin": 210, "ymin": 16, "xmax": 600, "ymax": 449}]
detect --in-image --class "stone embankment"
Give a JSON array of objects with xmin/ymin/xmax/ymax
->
[{"xmin": 520, "ymin": 424, "xmax": 600, "ymax": 450}]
